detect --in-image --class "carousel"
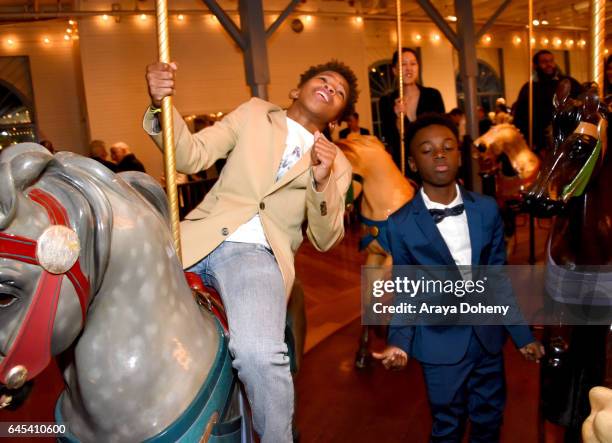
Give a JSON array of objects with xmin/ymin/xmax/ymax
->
[{"xmin": 0, "ymin": 0, "xmax": 611, "ymax": 442}]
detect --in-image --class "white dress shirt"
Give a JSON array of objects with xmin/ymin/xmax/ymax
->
[
  {"xmin": 421, "ymin": 184, "xmax": 472, "ymax": 266},
  {"xmin": 226, "ymin": 116, "xmax": 314, "ymax": 247}
]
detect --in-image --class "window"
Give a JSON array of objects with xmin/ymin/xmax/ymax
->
[
  {"xmin": 456, "ymin": 60, "xmax": 503, "ymax": 113},
  {"xmin": 0, "ymin": 82, "xmax": 36, "ymax": 150}
]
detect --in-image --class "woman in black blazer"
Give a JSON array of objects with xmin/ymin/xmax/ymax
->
[{"xmin": 379, "ymin": 47, "xmax": 445, "ymax": 174}]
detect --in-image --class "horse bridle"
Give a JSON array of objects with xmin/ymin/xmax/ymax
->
[{"xmin": 0, "ymin": 188, "xmax": 89, "ymax": 390}]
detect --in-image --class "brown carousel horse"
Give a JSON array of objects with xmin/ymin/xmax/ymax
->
[
  {"xmin": 336, "ymin": 135, "xmax": 415, "ymax": 368},
  {"xmin": 473, "ymin": 123, "xmax": 541, "ymax": 202},
  {"xmin": 524, "ymin": 81, "xmax": 612, "ymax": 442},
  {"xmin": 473, "ymin": 123, "xmax": 541, "ymax": 252}
]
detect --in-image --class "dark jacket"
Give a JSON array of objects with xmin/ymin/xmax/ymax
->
[
  {"xmin": 116, "ymin": 154, "xmax": 146, "ymax": 173},
  {"xmin": 338, "ymin": 127, "xmax": 370, "ymax": 139},
  {"xmin": 513, "ymin": 71, "xmax": 582, "ymax": 154},
  {"xmin": 91, "ymin": 156, "xmax": 117, "ymax": 173},
  {"xmin": 386, "ymin": 187, "xmax": 534, "ymax": 364},
  {"xmin": 379, "ymin": 85, "xmax": 445, "ymax": 173}
]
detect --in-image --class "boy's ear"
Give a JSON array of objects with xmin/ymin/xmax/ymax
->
[
  {"xmin": 328, "ymin": 121, "xmax": 337, "ymax": 131},
  {"xmin": 408, "ymin": 156, "xmax": 417, "ymax": 173},
  {"xmin": 289, "ymin": 88, "xmax": 299, "ymax": 100}
]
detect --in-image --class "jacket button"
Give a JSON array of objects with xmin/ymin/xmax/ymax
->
[
  {"xmin": 259, "ymin": 202, "xmax": 265, "ymax": 210},
  {"xmin": 221, "ymin": 227, "xmax": 229, "ymax": 236}
]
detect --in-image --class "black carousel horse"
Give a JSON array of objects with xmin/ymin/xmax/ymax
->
[{"xmin": 525, "ymin": 81, "xmax": 612, "ymax": 442}]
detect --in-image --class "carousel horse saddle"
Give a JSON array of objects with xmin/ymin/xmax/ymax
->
[
  {"xmin": 185, "ymin": 272, "xmax": 299, "ymax": 374},
  {"xmin": 359, "ymin": 215, "xmax": 391, "ymax": 253}
]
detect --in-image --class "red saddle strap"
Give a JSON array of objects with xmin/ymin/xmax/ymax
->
[
  {"xmin": 0, "ymin": 188, "xmax": 90, "ymax": 387},
  {"xmin": 184, "ymin": 272, "xmax": 229, "ymax": 333}
]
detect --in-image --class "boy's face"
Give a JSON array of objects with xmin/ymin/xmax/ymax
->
[
  {"xmin": 408, "ymin": 124, "xmax": 460, "ymax": 187},
  {"xmin": 294, "ymin": 70, "xmax": 349, "ymax": 123}
]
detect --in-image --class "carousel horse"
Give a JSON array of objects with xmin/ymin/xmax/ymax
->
[
  {"xmin": 524, "ymin": 82, "xmax": 612, "ymax": 442},
  {"xmin": 336, "ymin": 135, "xmax": 415, "ymax": 368},
  {"xmin": 473, "ymin": 123, "xmax": 541, "ymax": 250},
  {"xmin": 473, "ymin": 123, "xmax": 541, "ymax": 204},
  {"xmin": 0, "ymin": 143, "xmax": 251, "ymax": 442},
  {"xmin": 583, "ymin": 386, "xmax": 612, "ymax": 443}
]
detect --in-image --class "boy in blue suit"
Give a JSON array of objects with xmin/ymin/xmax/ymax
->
[{"xmin": 373, "ymin": 114, "xmax": 544, "ymax": 442}]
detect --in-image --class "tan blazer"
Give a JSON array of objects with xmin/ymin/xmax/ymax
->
[{"xmin": 144, "ymin": 98, "xmax": 352, "ymax": 298}]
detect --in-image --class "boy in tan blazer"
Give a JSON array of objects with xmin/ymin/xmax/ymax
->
[{"xmin": 144, "ymin": 60, "xmax": 357, "ymax": 442}]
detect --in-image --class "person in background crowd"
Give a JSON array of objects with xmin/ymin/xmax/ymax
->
[
  {"xmin": 89, "ymin": 139, "xmax": 117, "ymax": 172},
  {"xmin": 604, "ymin": 55, "xmax": 612, "ymax": 97},
  {"xmin": 110, "ymin": 141, "xmax": 146, "ymax": 173},
  {"xmin": 39, "ymin": 139, "xmax": 55, "ymax": 154},
  {"xmin": 339, "ymin": 112, "xmax": 370, "ymax": 139},
  {"xmin": 478, "ymin": 106, "xmax": 492, "ymax": 136},
  {"xmin": 513, "ymin": 50, "xmax": 581, "ymax": 156},
  {"xmin": 493, "ymin": 98, "xmax": 512, "ymax": 125},
  {"xmin": 379, "ymin": 47, "xmax": 445, "ymax": 176}
]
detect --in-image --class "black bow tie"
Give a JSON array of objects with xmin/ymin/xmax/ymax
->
[{"xmin": 428, "ymin": 204, "xmax": 465, "ymax": 224}]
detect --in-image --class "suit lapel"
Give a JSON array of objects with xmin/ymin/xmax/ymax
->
[
  {"xmin": 461, "ymin": 188, "xmax": 483, "ymax": 265},
  {"xmin": 265, "ymin": 154, "xmax": 311, "ymax": 196},
  {"xmin": 264, "ymin": 113, "xmax": 313, "ymax": 196},
  {"xmin": 412, "ymin": 192, "xmax": 456, "ymax": 266},
  {"xmin": 268, "ymin": 109, "xmax": 289, "ymax": 183}
]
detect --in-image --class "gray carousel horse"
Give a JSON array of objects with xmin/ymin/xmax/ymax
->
[{"xmin": 0, "ymin": 143, "xmax": 249, "ymax": 442}]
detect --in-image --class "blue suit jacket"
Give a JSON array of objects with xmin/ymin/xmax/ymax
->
[{"xmin": 386, "ymin": 187, "xmax": 534, "ymax": 364}]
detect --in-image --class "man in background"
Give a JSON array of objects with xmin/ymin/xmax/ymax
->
[
  {"xmin": 89, "ymin": 139, "xmax": 117, "ymax": 172},
  {"xmin": 339, "ymin": 112, "xmax": 370, "ymax": 139},
  {"xmin": 110, "ymin": 141, "xmax": 146, "ymax": 173},
  {"xmin": 513, "ymin": 50, "xmax": 581, "ymax": 156}
]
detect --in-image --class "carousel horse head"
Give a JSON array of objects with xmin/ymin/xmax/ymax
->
[
  {"xmin": 0, "ymin": 143, "xmax": 104, "ymax": 389},
  {"xmin": 473, "ymin": 123, "xmax": 541, "ymax": 182},
  {"xmin": 0, "ymin": 143, "xmax": 226, "ymax": 441},
  {"xmin": 525, "ymin": 82, "xmax": 608, "ymax": 217}
]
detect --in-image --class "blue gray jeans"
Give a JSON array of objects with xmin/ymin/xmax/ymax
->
[{"xmin": 187, "ymin": 241, "xmax": 293, "ymax": 443}]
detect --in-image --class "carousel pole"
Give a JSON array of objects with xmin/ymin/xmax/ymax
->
[
  {"xmin": 395, "ymin": 0, "xmax": 405, "ymax": 176},
  {"xmin": 590, "ymin": 0, "xmax": 605, "ymax": 93},
  {"xmin": 155, "ymin": 0, "xmax": 182, "ymax": 259},
  {"xmin": 528, "ymin": 0, "xmax": 533, "ymax": 150}
]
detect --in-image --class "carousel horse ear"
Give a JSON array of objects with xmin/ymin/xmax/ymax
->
[
  {"xmin": 0, "ymin": 143, "xmax": 51, "ymax": 229},
  {"xmin": 553, "ymin": 79, "xmax": 572, "ymax": 109},
  {"xmin": 9, "ymin": 151, "xmax": 53, "ymax": 191},
  {"xmin": 0, "ymin": 163, "xmax": 16, "ymax": 230}
]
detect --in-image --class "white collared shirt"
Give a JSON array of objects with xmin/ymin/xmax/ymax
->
[
  {"xmin": 226, "ymin": 116, "xmax": 314, "ymax": 247},
  {"xmin": 421, "ymin": 184, "xmax": 472, "ymax": 266}
]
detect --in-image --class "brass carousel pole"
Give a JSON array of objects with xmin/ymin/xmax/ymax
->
[
  {"xmin": 396, "ymin": 0, "xmax": 405, "ymax": 176},
  {"xmin": 590, "ymin": 0, "xmax": 605, "ymax": 92},
  {"xmin": 155, "ymin": 0, "xmax": 182, "ymax": 259},
  {"xmin": 528, "ymin": 0, "xmax": 533, "ymax": 150}
]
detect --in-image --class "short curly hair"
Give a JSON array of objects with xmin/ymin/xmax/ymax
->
[
  {"xmin": 298, "ymin": 60, "xmax": 359, "ymax": 122},
  {"xmin": 405, "ymin": 113, "xmax": 459, "ymax": 155}
]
